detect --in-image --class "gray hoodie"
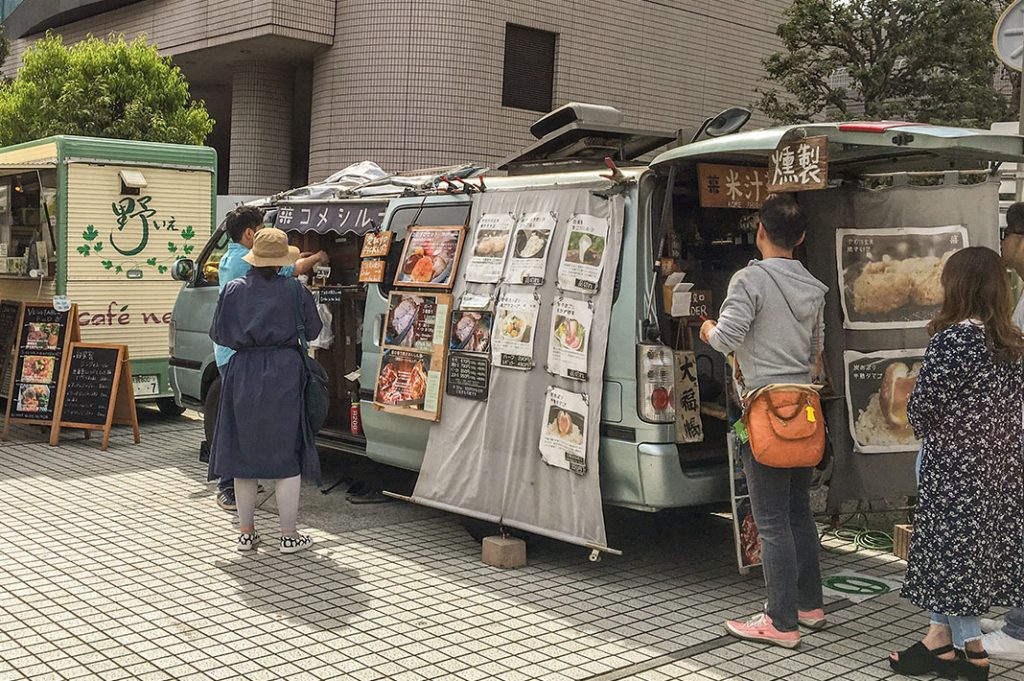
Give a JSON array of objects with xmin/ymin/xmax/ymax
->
[{"xmin": 708, "ymin": 258, "xmax": 828, "ymax": 393}]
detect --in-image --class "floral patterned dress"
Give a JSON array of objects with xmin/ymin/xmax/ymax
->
[{"xmin": 903, "ymin": 322, "xmax": 1024, "ymax": 616}]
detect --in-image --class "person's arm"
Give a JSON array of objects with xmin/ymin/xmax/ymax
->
[
  {"xmin": 291, "ymin": 251, "xmax": 329, "ymax": 277},
  {"xmin": 907, "ymin": 326, "xmax": 986, "ymax": 439},
  {"xmin": 705, "ymin": 270, "xmax": 758, "ymax": 354}
]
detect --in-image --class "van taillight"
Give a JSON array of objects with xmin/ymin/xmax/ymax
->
[
  {"xmin": 637, "ymin": 343, "xmax": 675, "ymax": 423},
  {"xmin": 168, "ymin": 319, "xmax": 175, "ymax": 356}
]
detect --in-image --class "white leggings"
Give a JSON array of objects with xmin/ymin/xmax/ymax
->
[{"xmin": 235, "ymin": 475, "xmax": 301, "ymax": 535}]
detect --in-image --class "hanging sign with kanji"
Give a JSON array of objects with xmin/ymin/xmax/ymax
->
[
  {"xmin": 697, "ymin": 164, "xmax": 770, "ymax": 209},
  {"xmin": 767, "ymin": 135, "xmax": 829, "ymax": 192}
]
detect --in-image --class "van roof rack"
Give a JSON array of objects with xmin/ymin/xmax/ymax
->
[{"xmin": 499, "ymin": 103, "xmax": 677, "ymax": 175}]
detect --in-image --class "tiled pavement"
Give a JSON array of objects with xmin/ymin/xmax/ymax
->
[{"xmin": 2, "ymin": 413, "xmax": 1024, "ymax": 681}]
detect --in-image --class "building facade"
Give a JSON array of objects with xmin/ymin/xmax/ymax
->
[{"xmin": 2, "ymin": 0, "xmax": 790, "ymax": 195}]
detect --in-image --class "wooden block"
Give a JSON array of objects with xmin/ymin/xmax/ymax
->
[
  {"xmin": 893, "ymin": 524, "xmax": 913, "ymax": 561},
  {"xmin": 481, "ymin": 535, "xmax": 527, "ymax": 569}
]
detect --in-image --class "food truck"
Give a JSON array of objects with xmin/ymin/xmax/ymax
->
[
  {"xmin": 0, "ymin": 136, "xmax": 216, "ymax": 414},
  {"xmin": 170, "ymin": 105, "xmax": 1023, "ymax": 551}
]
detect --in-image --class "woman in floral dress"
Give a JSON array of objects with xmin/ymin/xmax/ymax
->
[{"xmin": 889, "ymin": 247, "xmax": 1024, "ymax": 681}]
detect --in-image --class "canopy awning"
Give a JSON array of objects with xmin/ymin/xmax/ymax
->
[
  {"xmin": 0, "ymin": 162, "xmax": 56, "ymax": 178},
  {"xmin": 273, "ymin": 200, "xmax": 388, "ymax": 235}
]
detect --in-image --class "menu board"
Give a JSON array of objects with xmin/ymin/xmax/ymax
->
[
  {"xmin": 728, "ymin": 432, "xmax": 762, "ymax": 572},
  {"xmin": 57, "ymin": 346, "xmax": 120, "ymax": 426},
  {"xmin": 393, "ymin": 226, "xmax": 465, "ymax": 289},
  {"xmin": 3, "ymin": 303, "xmax": 75, "ymax": 427},
  {"xmin": 492, "ymin": 292, "xmax": 540, "ymax": 370},
  {"xmin": 374, "ymin": 292, "xmax": 452, "ymax": 421},
  {"xmin": 446, "ymin": 309, "xmax": 493, "ymax": 401}
]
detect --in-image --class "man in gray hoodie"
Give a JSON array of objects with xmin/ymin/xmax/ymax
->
[{"xmin": 700, "ymin": 194, "xmax": 828, "ymax": 648}]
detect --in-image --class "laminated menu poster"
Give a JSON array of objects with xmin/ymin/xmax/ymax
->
[
  {"xmin": 492, "ymin": 292, "xmax": 540, "ymax": 370},
  {"xmin": 446, "ymin": 310, "xmax": 493, "ymax": 401},
  {"xmin": 384, "ymin": 292, "xmax": 449, "ymax": 351},
  {"xmin": 557, "ymin": 214, "xmax": 609, "ymax": 294},
  {"xmin": 728, "ymin": 432, "xmax": 762, "ymax": 572},
  {"xmin": 506, "ymin": 212, "xmax": 557, "ymax": 285},
  {"xmin": 393, "ymin": 226, "xmax": 465, "ymax": 289},
  {"xmin": 546, "ymin": 297, "xmax": 592, "ymax": 381},
  {"xmin": 3, "ymin": 303, "xmax": 77, "ymax": 432},
  {"xmin": 539, "ymin": 387, "xmax": 588, "ymax": 475},
  {"xmin": 836, "ymin": 226, "xmax": 967, "ymax": 329},
  {"xmin": 465, "ymin": 213, "xmax": 516, "ymax": 283},
  {"xmin": 845, "ymin": 349, "xmax": 925, "ymax": 454},
  {"xmin": 374, "ymin": 348, "xmax": 443, "ymax": 419}
]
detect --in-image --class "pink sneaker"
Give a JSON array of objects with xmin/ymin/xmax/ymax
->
[
  {"xmin": 724, "ymin": 613, "xmax": 801, "ymax": 648},
  {"xmin": 797, "ymin": 608, "xmax": 827, "ymax": 630}
]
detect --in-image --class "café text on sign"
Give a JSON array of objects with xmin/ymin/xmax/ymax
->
[
  {"xmin": 767, "ymin": 135, "xmax": 829, "ymax": 192},
  {"xmin": 697, "ymin": 164, "xmax": 770, "ymax": 210}
]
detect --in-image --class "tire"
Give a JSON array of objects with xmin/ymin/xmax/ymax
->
[
  {"xmin": 203, "ymin": 376, "xmax": 221, "ymax": 445},
  {"xmin": 157, "ymin": 397, "xmax": 186, "ymax": 417}
]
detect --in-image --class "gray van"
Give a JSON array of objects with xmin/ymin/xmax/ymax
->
[{"xmin": 170, "ymin": 105, "xmax": 1024, "ymax": 513}]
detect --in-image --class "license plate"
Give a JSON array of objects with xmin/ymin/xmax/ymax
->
[{"xmin": 132, "ymin": 375, "xmax": 159, "ymax": 397}]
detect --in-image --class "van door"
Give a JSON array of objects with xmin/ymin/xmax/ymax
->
[{"xmin": 360, "ymin": 196, "xmax": 472, "ymax": 470}]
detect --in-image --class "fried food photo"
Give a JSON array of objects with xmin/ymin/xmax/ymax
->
[{"xmin": 851, "ymin": 252, "xmax": 953, "ymax": 315}]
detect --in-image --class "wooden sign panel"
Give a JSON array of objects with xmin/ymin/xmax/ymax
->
[
  {"xmin": 0, "ymin": 300, "xmax": 21, "ymax": 396},
  {"xmin": 50, "ymin": 343, "xmax": 140, "ymax": 451},
  {"xmin": 393, "ymin": 226, "xmax": 466, "ymax": 290},
  {"xmin": 358, "ymin": 259, "xmax": 386, "ymax": 283},
  {"xmin": 2, "ymin": 302, "xmax": 78, "ymax": 438},
  {"xmin": 767, "ymin": 135, "xmax": 829, "ymax": 192},
  {"xmin": 360, "ymin": 231, "xmax": 393, "ymax": 258},
  {"xmin": 697, "ymin": 164, "xmax": 771, "ymax": 209}
]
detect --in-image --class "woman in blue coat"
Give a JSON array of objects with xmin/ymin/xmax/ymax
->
[
  {"xmin": 889, "ymin": 247, "xmax": 1024, "ymax": 681},
  {"xmin": 209, "ymin": 228, "xmax": 324, "ymax": 554}
]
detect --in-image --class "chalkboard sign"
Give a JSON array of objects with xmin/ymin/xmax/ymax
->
[
  {"xmin": 0, "ymin": 300, "xmax": 21, "ymax": 394},
  {"xmin": 59, "ymin": 346, "xmax": 120, "ymax": 425},
  {"xmin": 2, "ymin": 302, "xmax": 78, "ymax": 437},
  {"xmin": 50, "ymin": 342, "xmax": 140, "ymax": 451},
  {"xmin": 446, "ymin": 353, "xmax": 490, "ymax": 401}
]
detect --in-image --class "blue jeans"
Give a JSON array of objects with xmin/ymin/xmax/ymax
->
[
  {"xmin": 931, "ymin": 613, "xmax": 982, "ymax": 649},
  {"xmin": 741, "ymin": 443, "xmax": 824, "ymax": 632}
]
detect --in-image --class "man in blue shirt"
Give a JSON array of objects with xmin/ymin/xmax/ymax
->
[{"xmin": 212, "ymin": 206, "xmax": 327, "ymax": 510}]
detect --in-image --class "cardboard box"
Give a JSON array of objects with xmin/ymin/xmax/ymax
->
[{"xmin": 893, "ymin": 524, "xmax": 913, "ymax": 561}]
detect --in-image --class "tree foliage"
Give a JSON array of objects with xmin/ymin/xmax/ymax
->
[
  {"xmin": 0, "ymin": 33, "xmax": 213, "ymax": 146},
  {"xmin": 758, "ymin": 0, "xmax": 1011, "ymax": 126}
]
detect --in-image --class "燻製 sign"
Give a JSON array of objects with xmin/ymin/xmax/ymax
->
[{"xmin": 767, "ymin": 136, "xmax": 829, "ymax": 192}]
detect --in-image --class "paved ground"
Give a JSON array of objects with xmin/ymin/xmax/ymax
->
[{"xmin": 2, "ymin": 412, "xmax": 1024, "ymax": 681}]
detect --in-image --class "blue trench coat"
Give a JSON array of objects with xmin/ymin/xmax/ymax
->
[{"xmin": 208, "ymin": 271, "xmax": 323, "ymax": 482}]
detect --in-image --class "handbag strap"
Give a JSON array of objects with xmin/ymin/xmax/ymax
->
[{"xmin": 290, "ymin": 279, "xmax": 309, "ymax": 353}]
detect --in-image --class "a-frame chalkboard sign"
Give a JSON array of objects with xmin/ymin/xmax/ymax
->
[
  {"xmin": 50, "ymin": 343, "xmax": 140, "ymax": 451},
  {"xmin": 0, "ymin": 300, "xmax": 21, "ymax": 397},
  {"xmin": 1, "ymin": 302, "xmax": 79, "ymax": 440}
]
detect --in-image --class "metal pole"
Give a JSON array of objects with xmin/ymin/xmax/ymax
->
[{"xmin": 1018, "ymin": 9, "xmax": 1024, "ymax": 200}]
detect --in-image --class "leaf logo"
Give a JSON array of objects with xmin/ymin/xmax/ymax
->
[{"xmin": 82, "ymin": 225, "xmax": 98, "ymax": 242}]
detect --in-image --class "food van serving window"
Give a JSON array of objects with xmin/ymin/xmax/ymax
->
[{"xmin": 0, "ymin": 170, "xmax": 56, "ymax": 279}]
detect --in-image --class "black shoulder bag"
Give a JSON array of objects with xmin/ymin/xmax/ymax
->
[{"xmin": 290, "ymin": 279, "xmax": 330, "ymax": 434}]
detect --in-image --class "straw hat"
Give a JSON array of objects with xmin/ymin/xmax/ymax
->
[{"xmin": 242, "ymin": 228, "xmax": 300, "ymax": 267}]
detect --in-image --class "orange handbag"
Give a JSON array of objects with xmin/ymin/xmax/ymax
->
[{"xmin": 742, "ymin": 384, "xmax": 825, "ymax": 468}]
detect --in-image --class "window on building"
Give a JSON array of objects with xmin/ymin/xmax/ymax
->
[{"xmin": 502, "ymin": 24, "xmax": 557, "ymax": 113}]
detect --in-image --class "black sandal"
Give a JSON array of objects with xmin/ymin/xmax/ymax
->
[
  {"xmin": 957, "ymin": 648, "xmax": 990, "ymax": 681},
  {"xmin": 888, "ymin": 642, "xmax": 958, "ymax": 679}
]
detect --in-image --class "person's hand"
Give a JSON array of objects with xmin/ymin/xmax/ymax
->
[
  {"xmin": 316, "ymin": 250, "xmax": 329, "ymax": 265},
  {"xmin": 699, "ymin": 319, "xmax": 717, "ymax": 344},
  {"xmin": 299, "ymin": 251, "xmax": 314, "ymax": 259}
]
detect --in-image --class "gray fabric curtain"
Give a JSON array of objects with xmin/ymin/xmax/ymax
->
[
  {"xmin": 799, "ymin": 176, "xmax": 1001, "ymax": 511},
  {"xmin": 411, "ymin": 186, "xmax": 624, "ymax": 549}
]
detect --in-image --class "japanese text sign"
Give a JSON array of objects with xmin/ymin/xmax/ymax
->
[
  {"xmin": 767, "ymin": 135, "xmax": 829, "ymax": 192},
  {"xmin": 697, "ymin": 164, "xmax": 770, "ymax": 209}
]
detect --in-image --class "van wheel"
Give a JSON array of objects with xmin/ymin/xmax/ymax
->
[
  {"xmin": 460, "ymin": 518, "xmax": 531, "ymax": 545},
  {"xmin": 204, "ymin": 376, "xmax": 221, "ymax": 444},
  {"xmin": 157, "ymin": 397, "xmax": 185, "ymax": 417}
]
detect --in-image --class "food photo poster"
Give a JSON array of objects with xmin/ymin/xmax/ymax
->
[
  {"xmin": 506, "ymin": 212, "xmax": 557, "ymax": 286},
  {"xmin": 539, "ymin": 387, "xmax": 588, "ymax": 475},
  {"xmin": 492, "ymin": 292, "xmax": 540, "ymax": 370},
  {"xmin": 836, "ymin": 226, "xmax": 967, "ymax": 330},
  {"xmin": 844, "ymin": 349, "xmax": 925, "ymax": 454},
  {"xmin": 546, "ymin": 297, "xmax": 592, "ymax": 381},
  {"xmin": 394, "ymin": 226, "xmax": 465, "ymax": 289},
  {"xmin": 556, "ymin": 213, "xmax": 609, "ymax": 294},
  {"xmin": 465, "ymin": 213, "xmax": 516, "ymax": 283}
]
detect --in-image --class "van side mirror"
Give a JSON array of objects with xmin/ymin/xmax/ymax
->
[{"xmin": 172, "ymin": 258, "xmax": 195, "ymax": 282}]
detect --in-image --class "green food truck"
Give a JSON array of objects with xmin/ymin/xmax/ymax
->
[{"xmin": 0, "ymin": 136, "xmax": 217, "ymax": 414}]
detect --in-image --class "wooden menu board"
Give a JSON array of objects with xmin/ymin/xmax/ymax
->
[
  {"xmin": 2, "ymin": 302, "xmax": 79, "ymax": 438},
  {"xmin": 0, "ymin": 300, "xmax": 21, "ymax": 396},
  {"xmin": 49, "ymin": 343, "xmax": 140, "ymax": 451},
  {"xmin": 767, "ymin": 135, "xmax": 829, "ymax": 192}
]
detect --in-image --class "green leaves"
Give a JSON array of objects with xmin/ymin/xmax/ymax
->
[
  {"xmin": 0, "ymin": 33, "xmax": 214, "ymax": 146},
  {"xmin": 157, "ymin": 265, "xmax": 168, "ymax": 274},
  {"xmin": 92, "ymin": 242, "xmax": 102, "ymax": 253},
  {"xmin": 82, "ymin": 225, "xmax": 98, "ymax": 242},
  {"xmin": 758, "ymin": 0, "xmax": 1011, "ymax": 127},
  {"xmin": 101, "ymin": 260, "xmax": 113, "ymax": 270},
  {"xmin": 146, "ymin": 257, "xmax": 157, "ymax": 266},
  {"xmin": 76, "ymin": 245, "xmax": 90, "ymax": 257},
  {"xmin": 167, "ymin": 242, "xmax": 177, "ymax": 253},
  {"xmin": 180, "ymin": 225, "xmax": 195, "ymax": 240}
]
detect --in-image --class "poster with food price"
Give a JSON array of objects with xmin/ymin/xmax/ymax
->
[
  {"xmin": 844, "ymin": 349, "xmax": 925, "ymax": 454},
  {"xmin": 492, "ymin": 292, "xmax": 540, "ymax": 370},
  {"xmin": 557, "ymin": 214, "xmax": 608, "ymax": 294},
  {"xmin": 394, "ymin": 226, "xmax": 465, "ymax": 289},
  {"xmin": 384, "ymin": 292, "xmax": 449, "ymax": 351},
  {"xmin": 539, "ymin": 387, "xmax": 588, "ymax": 475},
  {"xmin": 506, "ymin": 212, "xmax": 557, "ymax": 285},
  {"xmin": 465, "ymin": 213, "xmax": 515, "ymax": 283},
  {"xmin": 546, "ymin": 297, "xmax": 592, "ymax": 381},
  {"xmin": 374, "ymin": 348, "xmax": 443, "ymax": 420},
  {"xmin": 837, "ymin": 226, "xmax": 967, "ymax": 329}
]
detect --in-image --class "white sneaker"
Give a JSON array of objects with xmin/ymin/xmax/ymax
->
[
  {"xmin": 981, "ymin": 629, "xmax": 1024, "ymax": 662},
  {"xmin": 981, "ymin": 618, "xmax": 1006, "ymax": 634},
  {"xmin": 279, "ymin": 534, "xmax": 313, "ymax": 554},
  {"xmin": 237, "ymin": 531, "xmax": 261, "ymax": 552}
]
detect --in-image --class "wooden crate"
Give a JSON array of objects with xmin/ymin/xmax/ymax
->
[{"xmin": 893, "ymin": 524, "xmax": 913, "ymax": 561}]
